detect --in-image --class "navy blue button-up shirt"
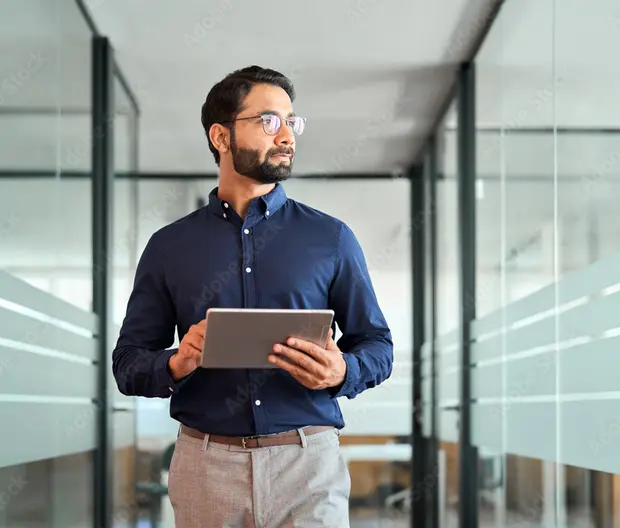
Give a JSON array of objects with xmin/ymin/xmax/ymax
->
[{"xmin": 112, "ymin": 183, "xmax": 393, "ymax": 436}]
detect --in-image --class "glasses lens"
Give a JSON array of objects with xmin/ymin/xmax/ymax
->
[
  {"xmin": 292, "ymin": 116, "xmax": 305, "ymax": 135},
  {"xmin": 262, "ymin": 114, "xmax": 281, "ymax": 135}
]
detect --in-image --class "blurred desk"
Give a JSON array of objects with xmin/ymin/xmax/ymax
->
[{"xmin": 340, "ymin": 443, "xmax": 412, "ymax": 462}]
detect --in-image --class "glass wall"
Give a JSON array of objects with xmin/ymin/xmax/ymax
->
[
  {"xmin": 470, "ymin": 0, "xmax": 620, "ymax": 526},
  {"xmin": 435, "ymin": 102, "xmax": 461, "ymax": 528},
  {"xmin": 0, "ymin": 2, "xmax": 141, "ymax": 527},
  {"xmin": 112, "ymin": 75, "xmax": 139, "ymax": 527},
  {"xmin": 0, "ymin": 1, "xmax": 96, "ymax": 527}
]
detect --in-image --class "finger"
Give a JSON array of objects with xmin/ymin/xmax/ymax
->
[
  {"xmin": 268, "ymin": 353, "xmax": 316, "ymax": 387},
  {"xmin": 284, "ymin": 338, "xmax": 330, "ymax": 365},
  {"xmin": 326, "ymin": 330, "xmax": 339, "ymax": 351},
  {"xmin": 271, "ymin": 344, "xmax": 324, "ymax": 375},
  {"xmin": 184, "ymin": 334, "xmax": 203, "ymax": 355},
  {"xmin": 193, "ymin": 320, "xmax": 206, "ymax": 338}
]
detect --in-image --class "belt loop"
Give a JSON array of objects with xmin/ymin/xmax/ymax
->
[
  {"xmin": 297, "ymin": 428, "xmax": 308, "ymax": 448},
  {"xmin": 202, "ymin": 433, "xmax": 210, "ymax": 452}
]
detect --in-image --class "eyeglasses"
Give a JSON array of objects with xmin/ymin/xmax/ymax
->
[{"xmin": 225, "ymin": 113, "xmax": 306, "ymax": 136}]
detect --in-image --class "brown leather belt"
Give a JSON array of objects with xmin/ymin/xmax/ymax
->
[{"xmin": 179, "ymin": 424, "xmax": 335, "ymax": 449}]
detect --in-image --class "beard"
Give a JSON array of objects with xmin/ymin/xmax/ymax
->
[{"xmin": 230, "ymin": 133, "xmax": 294, "ymax": 184}]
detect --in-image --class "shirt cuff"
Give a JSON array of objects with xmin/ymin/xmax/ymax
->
[
  {"xmin": 329, "ymin": 352, "xmax": 361, "ymax": 399},
  {"xmin": 155, "ymin": 348, "xmax": 196, "ymax": 396}
]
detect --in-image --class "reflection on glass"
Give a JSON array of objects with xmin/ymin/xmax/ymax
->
[
  {"xmin": 435, "ymin": 101, "xmax": 460, "ymax": 527},
  {"xmin": 471, "ymin": 0, "xmax": 620, "ymax": 526},
  {"xmin": 111, "ymin": 75, "xmax": 139, "ymax": 527},
  {"xmin": 0, "ymin": 1, "xmax": 96, "ymax": 527}
]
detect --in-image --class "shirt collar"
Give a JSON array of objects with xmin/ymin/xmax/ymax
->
[{"xmin": 208, "ymin": 183, "xmax": 287, "ymax": 220}]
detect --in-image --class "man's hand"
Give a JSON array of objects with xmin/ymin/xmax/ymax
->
[
  {"xmin": 268, "ymin": 328, "xmax": 347, "ymax": 390},
  {"xmin": 168, "ymin": 319, "xmax": 205, "ymax": 381}
]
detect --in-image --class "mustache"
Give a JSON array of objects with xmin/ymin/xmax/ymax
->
[{"xmin": 268, "ymin": 147, "xmax": 294, "ymax": 157}]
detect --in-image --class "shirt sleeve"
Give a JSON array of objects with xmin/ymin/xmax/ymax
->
[
  {"xmin": 112, "ymin": 234, "xmax": 190, "ymax": 398},
  {"xmin": 327, "ymin": 222, "xmax": 394, "ymax": 399}
]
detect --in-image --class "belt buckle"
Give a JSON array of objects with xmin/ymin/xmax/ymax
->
[{"xmin": 241, "ymin": 438, "xmax": 248, "ymax": 449}]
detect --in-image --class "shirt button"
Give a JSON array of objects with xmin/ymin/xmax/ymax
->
[
  {"xmin": 223, "ymin": 213, "xmax": 227, "ymax": 219},
  {"xmin": 265, "ymin": 210, "xmax": 270, "ymax": 216},
  {"xmin": 223, "ymin": 203, "xmax": 229, "ymax": 208},
  {"xmin": 255, "ymin": 400, "xmax": 261, "ymax": 406},
  {"xmin": 244, "ymin": 229, "xmax": 250, "ymax": 234},
  {"xmin": 245, "ymin": 267, "xmax": 252, "ymax": 273}
]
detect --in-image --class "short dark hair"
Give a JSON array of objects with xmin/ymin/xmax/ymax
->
[{"xmin": 200, "ymin": 65, "xmax": 295, "ymax": 165}]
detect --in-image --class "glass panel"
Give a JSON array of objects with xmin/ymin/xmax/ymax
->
[
  {"xmin": 0, "ymin": 0, "xmax": 93, "ymax": 308},
  {"xmin": 132, "ymin": 178, "xmax": 198, "ymax": 527},
  {"xmin": 0, "ymin": 1, "xmax": 95, "ymax": 527},
  {"xmin": 436, "ymin": 101, "xmax": 460, "ymax": 527},
  {"xmin": 112, "ymin": 75, "xmax": 139, "ymax": 527},
  {"xmin": 555, "ymin": 0, "xmax": 620, "ymax": 526},
  {"xmin": 0, "ymin": 453, "xmax": 94, "ymax": 528},
  {"xmin": 471, "ymin": 0, "xmax": 620, "ymax": 525}
]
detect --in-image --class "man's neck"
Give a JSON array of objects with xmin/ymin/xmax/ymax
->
[{"xmin": 217, "ymin": 173, "xmax": 275, "ymax": 219}]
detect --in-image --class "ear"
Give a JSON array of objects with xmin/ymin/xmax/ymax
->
[{"xmin": 209, "ymin": 123, "xmax": 230, "ymax": 153}]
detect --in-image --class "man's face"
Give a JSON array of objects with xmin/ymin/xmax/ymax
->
[{"xmin": 229, "ymin": 84, "xmax": 297, "ymax": 184}]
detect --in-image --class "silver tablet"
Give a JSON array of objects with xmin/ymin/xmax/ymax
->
[{"xmin": 200, "ymin": 308, "xmax": 335, "ymax": 369}]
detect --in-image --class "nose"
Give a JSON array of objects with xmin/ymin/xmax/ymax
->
[{"xmin": 275, "ymin": 121, "xmax": 295, "ymax": 148}]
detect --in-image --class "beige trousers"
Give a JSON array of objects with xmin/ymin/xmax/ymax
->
[{"xmin": 167, "ymin": 426, "xmax": 351, "ymax": 528}]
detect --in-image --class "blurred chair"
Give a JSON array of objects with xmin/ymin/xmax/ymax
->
[{"xmin": 134, "ymin": 443, "xmax": 175, "ymax": 527}]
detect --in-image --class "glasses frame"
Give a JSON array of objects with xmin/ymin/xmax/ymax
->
[{"xmin": 222, "ymin": 112, "xmax": 306, "ymax": 136}]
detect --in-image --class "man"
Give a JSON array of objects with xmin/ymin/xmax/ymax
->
[{"xmin": 113, "ymin": 65, "xmax": 393, "ymax": 528}]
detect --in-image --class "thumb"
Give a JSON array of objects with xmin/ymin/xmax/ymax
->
[{"xmin": 326, "ymin": 327, "xmax": 339, "ymax": 351}]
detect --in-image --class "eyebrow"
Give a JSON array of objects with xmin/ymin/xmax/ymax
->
[{"xmin": 259, "ymin": 109, "xmax": 296, "ymax": 118}]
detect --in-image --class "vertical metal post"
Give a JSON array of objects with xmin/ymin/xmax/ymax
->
[
  {"xmin": 410, "ymin": 165, "xmax": 427, "ymax": 528},
  {"xmin": 93, "ymin": 36, "xmax": 114, "ymax": 528},
  {"xmin": 426, "ymin": 137, "xmax": 439, "ymax": 528},
  {"xmin": 457, "ymin": 61, "xmax": 478, "ymax": 528}
]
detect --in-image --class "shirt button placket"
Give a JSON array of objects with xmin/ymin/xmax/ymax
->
[{"xmin": 242, "ymin": 219, "xmax": 262, "ymax": 428}]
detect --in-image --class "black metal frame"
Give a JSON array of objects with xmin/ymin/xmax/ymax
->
[
  {"xmin": 92, "ymin": 36, "xmax": 114, "ymax": 528},
  {"xmin": 425, "ymin": 136, "xmax": 439, "ymax": 528},
  {"xmin": 457, "ymin": 61, "xmax": 478, "ymax": 528},
  {"xmin": 410, "ymin": 165, "xmax": 427, "ymax": 527},
  {"xmin": 0, "ymin": 171, "xmax": 402, "ymax": 180}
]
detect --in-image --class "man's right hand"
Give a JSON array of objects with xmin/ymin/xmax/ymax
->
[{"xmin": 168, "ymin": 319, "xmax": 206, "ymax": 381}]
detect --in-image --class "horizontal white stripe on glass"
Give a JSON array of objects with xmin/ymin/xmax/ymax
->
[
  {"xmin": 0, "ymin": 270, "xmax": 97, "ymax": 332},
  {"xmin": 0, "ymin": 307, "xmax": 97, "ymax": 360},
  {"xmin": 0, "ymin": 401, "xmax": 97, "ymax": 469},
  {"xmin": 472, "ymin": 249, "xmax": 620, "ymax": 338},
  {"xmin": 476, "ymin": 391, "xmax": 620, "ymax": 404},
  {"xmin": 0, "ymin": 338, "xmax": 93, "ymax": 365},
  {"xmin": 0, "ymin": 394, "xmax": 93, "ymax": 404}
]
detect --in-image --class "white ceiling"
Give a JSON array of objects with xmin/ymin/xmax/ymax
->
[{"xmin": 83, "ymin": 0, "xmax": 499, "ymax": 175}]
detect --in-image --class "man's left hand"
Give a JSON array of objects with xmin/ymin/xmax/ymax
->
[{"xmin": 268, "ymin": 328, "xmax": 346, "ymax": 390}]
